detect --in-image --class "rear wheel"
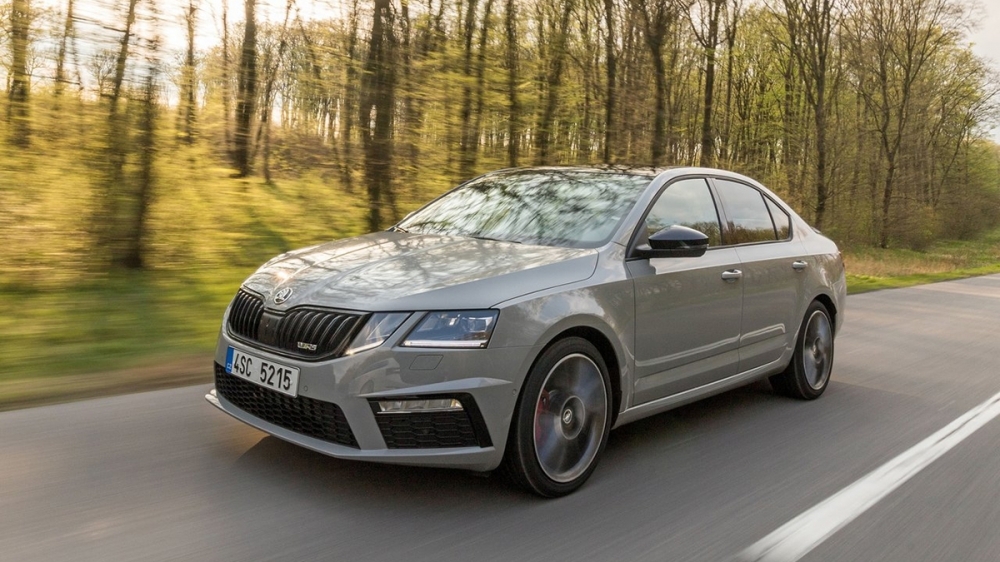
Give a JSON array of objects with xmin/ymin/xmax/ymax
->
[
  {"xmin": 770, "ymin": 301, "xmax": 834, "ymax": 400},
  {"xmin": 502, "ymin": 337, "xmax": 612, "ymax": 497}
]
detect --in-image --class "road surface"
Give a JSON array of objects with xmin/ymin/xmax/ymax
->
[{"xmin": 3, "ymin": 275, "xmax": 1000, "ymax": 561}]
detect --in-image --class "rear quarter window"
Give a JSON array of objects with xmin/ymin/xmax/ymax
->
[{"xmin": 765, "ymin": 197, "xmax": 791, "ymax": 240}]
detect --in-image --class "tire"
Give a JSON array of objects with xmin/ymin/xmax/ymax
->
[
  {"xmin": 501, "ymin": 337, "xmax": 613, "ymax": 497},
  {"xmin": 770, "ymin": 301, "xmax": 835, "ymax": 400}
]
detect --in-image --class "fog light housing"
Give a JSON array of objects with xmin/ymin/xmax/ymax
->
[{"xmin": 376, "ymin": 398, "xmax": 464, "ymax": 414}]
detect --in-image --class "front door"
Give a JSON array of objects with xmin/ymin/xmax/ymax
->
[{"xmin": 627, "ymin": 177, "xmax": 743, "ymax": 405}]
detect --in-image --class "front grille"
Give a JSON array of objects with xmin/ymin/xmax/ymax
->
[
  {"xmin": 215, "ymin": 363, "xmax": 359, "ymax": 448},
  {"xmin": 227, "ymin": 288, "xmax": 367, "ymax": 360}
]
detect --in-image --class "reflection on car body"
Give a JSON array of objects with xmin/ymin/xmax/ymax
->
[{"xmin": 206, "ymin": 166, "xmax": 846, "ymax": 497}]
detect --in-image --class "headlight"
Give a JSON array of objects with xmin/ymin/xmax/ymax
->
[
  {"xmin": 401, "ymin": 310, "xmax": 499, "ymax": 349},
  {"xmin": 345, "ymin": 312, "xmax": 411, "ymax": 355}
]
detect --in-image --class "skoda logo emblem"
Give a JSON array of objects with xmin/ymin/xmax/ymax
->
[{"xmin": 273, "ymin": 287, "xmax": 293, "ymax": 304}]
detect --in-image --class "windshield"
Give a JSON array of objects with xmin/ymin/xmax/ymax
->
[{"xmin": 396, "ymin": 170, "xmax": 651, "ymax": 248}]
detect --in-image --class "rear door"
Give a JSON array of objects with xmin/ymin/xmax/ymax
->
[{"xmin": 712, "ymin": 178, "xmax": 807, "ymax": 373}]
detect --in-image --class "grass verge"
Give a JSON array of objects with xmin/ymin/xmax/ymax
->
[{"xmin": 844, "ymin": 227, "xmax": 1000, "ymax": 293}]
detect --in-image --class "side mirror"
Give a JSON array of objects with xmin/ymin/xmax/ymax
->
[{"xmin": 636, "ymin": 225, "xmax": 710, "ymax": 258}]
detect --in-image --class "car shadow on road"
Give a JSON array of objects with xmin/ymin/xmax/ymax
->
[
  {"xmin": 223, "ymin": 380, "xmax": 795, "ymax": 505},
  {"xmin": 229, "ymin": 431, "xmax": 528, "ymax": 508}
]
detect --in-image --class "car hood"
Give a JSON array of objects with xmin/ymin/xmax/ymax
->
[{"xmin": 241, "ymin": 232, "xmax": 598, "ymax": 311}]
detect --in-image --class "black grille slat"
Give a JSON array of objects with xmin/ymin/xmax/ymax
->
[
  {"xmin": 214, "ymin": 363, "xmax": 359, "ymax": 448},
  {"xmin": 232, "ymin": 292, "xmax": 248, "ymax": 336},
  {"xmin": 314, "ymin": 315, "xmax": 341, "ymax": 349},
  {"xmin": 276, "ymin": 310, "xmax": 296, "ymax": 349},
  {"xmin": 248, "ymin": 298, "xmax": 262, "ymax": 339},
  {"xmin": 330, "ymin": 317, "xmax": 361, "ymax": 355},
  {"xmin": 288, "ymin": 310, "xmax": 311, "ymax": 348},
  {"xmin": 300, "ymin": 311, "xmax": 324, "ymax": 346},
  {"xmin": 225, "ymin": 289, "xmax": 366, "ymax": 361},
  {"xmin": 324, "ymin": 318, "xmax": 351, "ymax": 355}
]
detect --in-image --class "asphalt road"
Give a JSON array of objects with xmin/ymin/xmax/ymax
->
[{"xmin": 3, "ymin": 275, "xmax": 1000, "ymax": 562}]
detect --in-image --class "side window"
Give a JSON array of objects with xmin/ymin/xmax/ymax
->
[
  {"xmin": 765, "ymin": 197, "xmax": 791, "ymax": 240},
  {"xmin": 644, "ymin": 178, "xmax": 722, "ymax": 247},
  {"xmin": 714, "ymin": 179, "xmax": 777, "ymax": 244}
]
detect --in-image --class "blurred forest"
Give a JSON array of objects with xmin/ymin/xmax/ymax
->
[
  {"xmin": 2, "ymin": 0, "xmax": 1000, "ymax": 284},
  {"xmin": 1, "ymin": 0, "xmax": 1000, "ymax": 391}
]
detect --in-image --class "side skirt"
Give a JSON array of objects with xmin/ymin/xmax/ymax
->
[{"xmin": 612, "ymin": 353, "xmax": 790, "ymax": 429}]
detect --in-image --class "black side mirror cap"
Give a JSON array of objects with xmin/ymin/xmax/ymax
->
[{"xmin": 635, "ymin": 225, "xmax": 710, "ymax": 259}]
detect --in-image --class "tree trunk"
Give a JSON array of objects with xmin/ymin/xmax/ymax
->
[
  {"xmin": 55, "ymin": 0, "xmax": 74, "ymax": 98},
  {"xmin": 181, "ymin": 0, "xmax": 198, "ymax": 143},
  {"xmin": 360, "ymin": 0, "xmax": 397, "ymax": 231},
  {"xmin": 602, "ymin": 0, "xmax": 616, "ymax": 164},
  {"xmin": 505, "ymin": 0, "xmax": 520, "ymax": 166},
  {"xmin": 721, "ymin": 1, "xmax": 738, "ymax": 162},
  {"xmin": 98, "ymin": 0, "xmax": 139, "ymax": 268},
  {"xmin": 110, "ymin": 0, "xmax": 138, "ymax": 113},
  {"xmin": 259, "ymin": 0, "xmax": 293, "ymax": 184},
  {"xmin": 637, "ymin": 0, "xmax": 673, "ymax": 166},
  {"xmin": 8, "ymin": 0, "xmax": 31, "ymax": 147},
  {"xmin": 458, "ymin": 0, "xmax": 480, "ymax": 179},
  {"xmin": 697, "ymin": 0, "xmax": 723, "ymax": 167},
  {"xmin": 221, "ymin": 0, "xmax": 232, "ymax": 152},
  {"xmin": 535, "ymin": 0, "xmax": 575, "ymax": 165},
  {"xmin": 650, "ymin": 41, "xmax": 667, "ymax": 166},
  {"xmin": 234, "ymin": 0, "xmax": 257, "ymax": 177},
  {"xmin": 121, "ymin": 73, "xmax": 158, "ymax": 270},
  {"xmin": 397, "ymin": 0, "xmax": 417, "ymax": 193},
  {"xmin": 814, "ymin": 92, "xmax": 828, "ymax": 229},
  {"xmin": 879, "ymin": 160, "xmax": 896, "ymax": 248},
  {"xmin": 341, "ymin": 0, "xmax": 361, "ymax": 192},
  {"xmin": 469, "ymin": 0, "xmax": 495, "ymax": 174}
]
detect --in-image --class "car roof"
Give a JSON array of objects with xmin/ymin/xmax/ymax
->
[
  {"xmin": 484, "ymin": 165, "xmax": 763, "ymax": 183},
  {"xmin": 484, "ymin": 165, "xmax": 668, "ymax": 178}
]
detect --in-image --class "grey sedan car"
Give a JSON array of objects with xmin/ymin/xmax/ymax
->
[{"xmin": 206, "ymin": 167, "xmax": 846, "ymax": 496}]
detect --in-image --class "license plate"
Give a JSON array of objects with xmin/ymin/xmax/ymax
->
[{"xmin": 225, "ymin": 347, "xmax": 300, "ymax": 397}]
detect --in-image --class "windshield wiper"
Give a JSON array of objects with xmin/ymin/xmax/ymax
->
[
  {"xmin": 470, "ymin": 235, "xmax": 522, "ymax": 244},
  {"xmin": 387, "ymin": 225, "xmax": 409, "ymax": 233}
]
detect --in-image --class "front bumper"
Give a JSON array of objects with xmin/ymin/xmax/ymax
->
[{"xmin": 206, "ymin": 325, "xmax": 540, "ymax": 472}]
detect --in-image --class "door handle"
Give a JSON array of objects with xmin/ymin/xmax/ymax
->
[
  {"xmin": 792, "ymin": 260, "xmax": 808, "ymax": 271},
  {"xmin": 721, "ymin": 269, "xmax": 743, "ymax": 281}
]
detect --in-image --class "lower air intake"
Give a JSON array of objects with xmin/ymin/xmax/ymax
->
[
  {"xmin": 214, "ymin": 363, "xmax": 359, "ymax": 448},
  {"xmin": 371, "ymin": 399, "xmax": 491, "ymax": 449}
]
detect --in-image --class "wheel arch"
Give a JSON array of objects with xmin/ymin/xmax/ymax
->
[
  {"xmin": 812, "ymin": 292, "xmax": 838, "ymax": 331},
  {"xmin": 534, "ymin": 324, "xmax": 624, "ymax": 427}
]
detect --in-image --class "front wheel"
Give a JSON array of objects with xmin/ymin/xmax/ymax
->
[
  {"xmin": 502, "ymin": 337, "xmax": 612, "ymax": 497},
  {"xmin": 770, "ymin": 301, "xmax": 834, "ymax": 400}
]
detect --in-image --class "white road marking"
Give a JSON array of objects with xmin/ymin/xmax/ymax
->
[
  {"xmin": 737, "ymin": 390, "xmax": 1000, "ymax": 562},
  {"xmin": 912, "ymin": 283, "xmax": 1000, "ymax": 299}
]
